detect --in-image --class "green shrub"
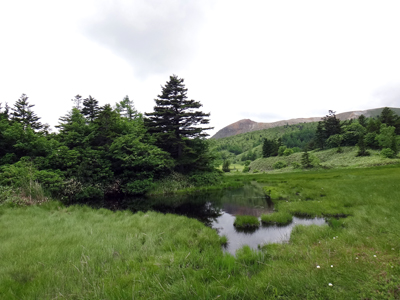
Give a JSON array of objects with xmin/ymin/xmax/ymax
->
[
  {"xmin": 0, "ymin": 186, "xmax": 18, "ymax": 205},
  {"xmin": 291, "ymin": 162, "xmax": 301, "ymax": 169},
  {"xmin": 261, "ymin": 212, "xmax": 293, "ymax": 225},
  {"xmin": 278, "ymin": 146, "xmax": 287, "ymax": 156},
  {"xmin": 242, "ymin": 166, "xmax": 250, "ymax": 173},
  {"xmin": 189, "ymin": 170, "xmax": 223, "ymax": 186},
  {"xmin": 244, "ymin": 160, "xmax": 251, "ymax": 166},
  {"xmin": 273, "ymin": 161, "xmax": 287, "ymax": 169},
  {"xmin": 75, "ymin": 186, "xmax": 104, "ymax": 203},
  {"xmin": 381, "ymin": 148, "xmax": 396, "ymax": 158},
  {"xmin": 234, "ymin": 215, "xmax": 259, "ymax": 228},
  {"xmin": 283, "ymin": 148, "xmax": 294, "ymax": 156}
]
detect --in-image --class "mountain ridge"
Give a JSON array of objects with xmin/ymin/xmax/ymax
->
[{"xmin": 211, "ymin": 107, "xmax": 400, "ymax": 139}]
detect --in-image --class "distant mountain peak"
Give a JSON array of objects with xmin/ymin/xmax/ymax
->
[{"xmin": 211, "ymin": 107, "xmax": 400, "ymax": 139}]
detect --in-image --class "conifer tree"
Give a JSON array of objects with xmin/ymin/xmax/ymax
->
[
  {"xmin": 71, "ymin": 94, "xmax": 83, "ymax": 110},
  {"xmin": 145, "ymin": 75, "xmax": 213, "ymax": 172},
  {"xmin": 301, "ymin": 148, "xmax": 312, "ymax": 168},
  {"xmin": 115, "ymin": 96, "xmax": 138, "ymax": 120},
  {"xmin": 11, "ymin": 94, "xmax": 42, "ymax": 130},
  {"xmin": 81, "ymin": 95, "xmax": 100, "ymax": 122}
]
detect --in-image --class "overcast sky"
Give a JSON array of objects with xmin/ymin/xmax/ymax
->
[{"xmin": 1, "ymin": 0, "xmax": 400, "ymax": 135}]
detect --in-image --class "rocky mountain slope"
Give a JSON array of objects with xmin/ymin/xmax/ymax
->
[{"xmin": 211, "ymin": 107, "xmax": 400, "ymax": 139}]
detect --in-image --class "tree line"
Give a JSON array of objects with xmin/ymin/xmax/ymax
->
[
  {"xmin": 0, "ymin": 75, "xmax": 218, "ymax": 203},
  {"xmin": 262, "ymin": 108, "xmax": 400, "ymax": 159}
]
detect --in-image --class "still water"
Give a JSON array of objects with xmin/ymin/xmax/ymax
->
[{"xmin": 105, "ymin": 181, "xmax": 326, "ymax": 255}]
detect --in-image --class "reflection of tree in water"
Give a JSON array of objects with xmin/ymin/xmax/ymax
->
[
  {"xmin": 84, "ymin": 182, "xmax": 273, "ymax": 228},
  {"xmin": 97, "ymin": 190, "xmax": 224, "ymax": 227}
]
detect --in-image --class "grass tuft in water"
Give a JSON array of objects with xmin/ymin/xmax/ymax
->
[
  {"xmin": 234, "ymin": 215, "xmax": 260, "ymax": 228},
  {"xmin": 261, "ymin": 211, "xmax": 293, "ymax": 225}
]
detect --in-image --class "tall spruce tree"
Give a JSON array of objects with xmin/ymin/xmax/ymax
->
[
  {"xmin": 11, "ymin": 94, "xmax": 42, "ymax": 130},
  {"xmin": 81, "ymin": 95, "xmax": 100, "ymax": 122},
  {"xmin": 145, "ymin": 75, "xmax": 213, "ymax": 172}
]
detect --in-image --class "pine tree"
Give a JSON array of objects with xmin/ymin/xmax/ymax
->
[
  {"xmin": 301, "ymin": 148, "xmax": 312, "ymax": 168},
  {"xmin": 145, "ymin": 75, "xmax": 213, "ymax": 172},
  {"xmin": 81, "ymin": 95, "xmax": 100, "ymax": 122},
  {"xmin": 356, "ymin": 134, "xmax": 369, "ymax": 156},
  {"xmin": 323, "ymin": 110, "xmax": 341, "ymax": 138},
  {"xmin": 222, "ymin": 160, "xmax": 230, "ymax": 172},
  {"xmin": 11, "ymin": 94, "xmax": 42, "ymax": 130}
]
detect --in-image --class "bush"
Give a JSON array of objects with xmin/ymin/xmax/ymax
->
[
  {"xmin": 273, "ymin": 161, "xmax": 287, "ymax": 169},
  {"xmin": 0, "ymin": 186, "xmax": 18, "ymax": 205},
  {"xmin": 278, "ymin": 146, "xmax": 287, "ymax": 156},
  {"xmin": 242, "ymin": 166, "xmax": 250, "ymax": 173},
  {"xmin": 283, "ymin": 148, "xmax": 294, "ymax": 156},
  {"xmin": 188, "ymin": 170, "xmax": 223, "ymax": 186},
  {"xmin": 380, "ymin": 148, "xmax": 396, "ymax": 158},
  {"xmin": 75, "ymin": 186, "xmax": 104, "ymax": 203},
  {"xmin": 291, "ymin": 162, "xmax": 301, "ymax": 169}
]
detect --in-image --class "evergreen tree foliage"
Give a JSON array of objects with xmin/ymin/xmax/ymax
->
[
  {"xmin": 11, "ymin": 94, "xmax": 42, "ymax": 130},
  {"xmin": 0, "ymin": 102, "xmax": 10, "ymax": 120},
  {"xmin": 301, "ymin": 148, "xmax": 312, "ymax": 168},
  {"xmin": 358, "ymin": 114, "xmax": 367, "ymax": 127},
  {"xmin": 262, "ymin": 138, "xmax": 279, "ymax": 157},
  {"xmin": 323, "ymin": 110, "xmax": 342, "ymax": 137},
  {"xmin": 115, "ymin": 96, "xmax": 138, "ymax": 120},
  {"xmin": 379, "ymin": 107, "xmax": 398, "ymax": 127},
  {"xmin": 315, "ymin": 121, "xmax": 325, "ymax": 149},
  {"xmin": 145, "ymin": 75, "xmax": 213, "ymax": 172},
  {"xmin": 81, "ymin": 95, "xmax": 100, "ymax": 122},
  {"xmin": 356, "ymin": 134, "xmax": 369, "ymax": 156},
  {"xmin": 222, "ymin": 160, "xmax": 230, "ymax": 172},
  {"xmin": 71, "ymin": 94, "xmax": 83, "ymax": 110}
]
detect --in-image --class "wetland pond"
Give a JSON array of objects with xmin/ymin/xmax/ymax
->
[{"xmin": 106, "ymin": 181, "xmax": 326, "ymax": 255}]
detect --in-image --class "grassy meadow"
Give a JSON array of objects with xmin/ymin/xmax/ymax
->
[
  {"xmin": 1, "ymin": 164, "xmax": 400, "ymax": 299},
  {"xmin": 248, "ymin": 146, "xmax": 400, "ymax": 173}
]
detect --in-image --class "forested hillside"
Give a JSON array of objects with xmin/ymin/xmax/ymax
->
[
  {"xmin": 211, "ymin": 122, "xmax": 318, "ymax": 164},
  {"xmin": 212, "ymin": 108, "xmax": 400, "ymax": 170}
]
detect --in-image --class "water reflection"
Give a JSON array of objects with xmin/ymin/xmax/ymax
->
[{"xmin": 100, "ymin": 181, "xmax": 326, "ymax": 255}]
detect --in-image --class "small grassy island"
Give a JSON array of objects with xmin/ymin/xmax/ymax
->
[
  {"xmin": 261, "ymin": 211, "xmax": 293, "ymax": 225},
  {"xmin": 233, "ymin": 215, "xmax": 260, "ymax": 228}
]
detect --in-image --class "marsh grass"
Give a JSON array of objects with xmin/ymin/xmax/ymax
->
[
  {"xmin": 261, "ymin": 211, "xmax": 293, "ymax": 225},
  {"xmin": 233, "ymin": 215, "xmax": 260, "ymax": 228},
  {"xmin": 1, "ymin": 164, "xmax": 400, "ymax": 299}
]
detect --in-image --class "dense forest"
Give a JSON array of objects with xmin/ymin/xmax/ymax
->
[{"xmin": 0, "ymin": 75, "xmax": 220, "ymax": 204}]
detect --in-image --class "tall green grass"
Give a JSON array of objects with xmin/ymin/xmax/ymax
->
[
  {"xmin": 234, "ymin": 215, "xmax": 260, "ymax": 228},
  {"xmin": 1, "ymin": 164, "xmax": 400, "ymax": 299}
]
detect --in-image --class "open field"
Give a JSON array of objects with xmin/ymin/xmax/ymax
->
[{"xmin": 1, "ymin": 164, "xmax": 400, "ymax": 299}]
